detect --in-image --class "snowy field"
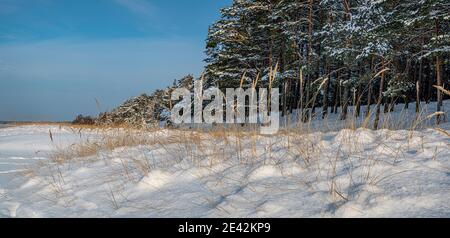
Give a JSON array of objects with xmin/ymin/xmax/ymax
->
[{"xmin": 0, "ymin": 102, "xmax": 449, "ymax": 218}]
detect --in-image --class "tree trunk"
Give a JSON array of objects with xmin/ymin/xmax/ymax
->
[
  {"xmin": 416, "ymin": 57, "xmax": 423, "ymax": 113},
  {"xmin": 337, "ymin": 76, "xmax": 342, "ymax": 114},
  {"xmin": 331, "ymin": 75, "xmax": 339, "ymax": 114},
  {"xmin": 366, "ymin": 56, "xmax": 375, "ymax": 118},
  {"xmin": 427, "ymin": 62, "xmax": 434, "ymax": 104},
  {"xmin": 302, "ymin": 0, "xmax": 314, "ymax": 123},
  {"xmin": 299, "ymin": 68, "xmax": 305, "ymax": 121},
  {"xmin": 355, "ymin": 83, "xmax": 362, "ymax": 118},
  {"xmin": 366, "ymin": 82, "xmax": 372, "ymax": 118},
  {"xmin": 435, "ymin": 19, "xmax": 443, "ymax": 124},
  {"xmin": 340, "ymin": 84, "xmax": 349, "ymax": 120},
  {"xmin": 282, "ymin": 81, "xmax": 287, "ymax": 117},
  {"xmin": 436, "ymin": 55, "xmax": 443, "ymax": 124},
  {"xmin": 340, "ymin": 70, "xmax": 350, "ymax": 120},
  {"xmin": 374, "ymin": 59, "xmax": 385, "ymax": 130},
  {"xmin": 322, "ymin": 65, "xmax": 330, "ymax": 119},
  {"xmin": 384, "ymin": 96, "xmax": 390, "ymax": 113}
]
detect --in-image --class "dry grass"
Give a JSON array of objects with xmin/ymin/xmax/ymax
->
[
  {"xmin": 22, "ymin": 113, "xmax": 446, "ymax": 214},
  {"xmin": 49, "ymin": 127, "xmax": 162, "ymax": 164},
  {"xmin": 434, "ymin": 85, "xmax": 450, "ymax": 97},
  {"xmin": 27, "ymin": 86, "xmax": 447, "ymax": 208}
]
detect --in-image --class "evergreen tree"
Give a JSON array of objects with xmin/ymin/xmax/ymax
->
[{"xmin": 203, "ymin": 0, "xmax": 449, "ymax": 125}]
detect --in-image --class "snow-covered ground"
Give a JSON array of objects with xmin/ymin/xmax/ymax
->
[{"xmin": 0, "ymin": 102, "xmax": 449, "ymax": 218}]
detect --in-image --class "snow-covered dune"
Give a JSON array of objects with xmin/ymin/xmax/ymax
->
[
  {"xmin": 1, "ymin": 100, "xmax": 450, "ymax": 218},
  {"xmin": 0, "ymin": 121, "xmax": 448, "ymax": 218},
  {"xmin": 0, "ymin": 125, "xmax": 99, "ymax": 193}
]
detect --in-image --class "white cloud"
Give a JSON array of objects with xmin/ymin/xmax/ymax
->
[{"xmin": 114, "ymin": 0, "xmax": 154, "ymax": 18}]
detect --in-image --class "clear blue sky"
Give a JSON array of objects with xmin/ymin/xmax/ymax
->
[{"xmin": 0, "ymin": 0, "xmax": 231, "ymax": 121}]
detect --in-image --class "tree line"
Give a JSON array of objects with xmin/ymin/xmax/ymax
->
[{"xmin": 204, "ymin": 0, "xmax": 449, "ymax": 128}]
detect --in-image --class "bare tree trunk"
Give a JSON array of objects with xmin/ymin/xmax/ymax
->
[
  {"xmin": 427, "ymin": 62, "xmax": 433, "ymax": 104},
  {"xmin": 436, "ymin": 55, "xmax": 443, "ymax": 124},
  {"xmin": 366, "ymin": 56, "xmax": 375, "ymax": 118},
  {"xmin": 355, "ymin": 83, "xmax": 362, "ymax": 118},
  {"xmin": 374, "ymin": 59, "xmax": 385, "ymax": 130},
  {"xmin": 322, "ymin": 64, "xmax": 330, "ymax": 119},
  {"xmin": 340, "ymin": 0, "xmax": 351, "ymax": 121},
  {"xmin": 289, "ymin": 78, "xmax": 294, "ymax": 113},
  {"xmin": 299, "ymin": 67, "xmax": 305, "ymax": 121},
  {"xmin": 389, "ymin": 97, "xmax": 395, "ymax": 112},
  {"xmin": 331, "ymin": 74, "xmax": 339, "ymax": 114},
  {"xmin": 337, "ymin": 76, "xmax": 342, "ymax": 114},
  {"xmin": 366, "ymin": 83, "xmax": 372, "ymax": 118},
  {"xmin": 340, "ymin": 83, "xmax": 349, "ymax": 120},
  {"xmin": 303, "ymin": 0, "xmax": 314, "ymax": 122},
  {"xmin": 283, "ymin": 81, "xmax": 287, "ymax": 117},
  {"xmin": 340, "ymin": 71, "xmax": 350, "ymax": 120},
  {"xmin": 416, "ymin": 57, "xmax": 423, "ymax": 113},
  {"xmin": 435, "ymin": 19, "xmax": 443, "ymax": 124},
  {"xmin": 384, "ymin": 96, "xmax": 390, "ymax": 113}
]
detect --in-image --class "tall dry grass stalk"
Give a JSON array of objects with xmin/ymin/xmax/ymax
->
[{"xmin": 32, "ymin": 69, "xmax": 448, "ymax": 207}]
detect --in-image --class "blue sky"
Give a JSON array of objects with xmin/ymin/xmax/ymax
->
[{"xmin": 0, "ymin": 0, "xmax": 231, "ymax": 121}]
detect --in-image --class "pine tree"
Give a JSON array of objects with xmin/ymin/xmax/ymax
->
[{"xmin": 203, "ymin": 0, "xmax": 449, "ymax": 126}]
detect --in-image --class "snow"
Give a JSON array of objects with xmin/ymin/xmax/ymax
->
[{"xmin": 0, "ymin": 102, "xmax": 449, "ymax": 218}]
